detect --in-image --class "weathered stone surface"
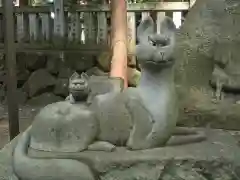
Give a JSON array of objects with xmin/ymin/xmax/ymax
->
[
  {"xmin": 175, "ymin": 77, "xmax": 240, "ymax": 131},
  {"xmin": 4, "ymin": 89, "xmax": 28, "ymax": 105},
  {"xmin": 25, "ymin": 53, "xmax": 47, "ymax": 71},
  {"xmin": 25, "ymin": 69, "xmax": 56, "ymax": 97},
  {"xmin": 46, "ymin": 55, "xmax": 61, "ymax": 75},
  {"xmin": 210, "ymin": 42, "xmax": 240, "ymax": 92},
  {"xmin": 16, "ymin": 69, "xmax": 30, "ymax": 87},
  {"xmin": 175, "ymin": 0, "xmax": 231, "ymax": 93},
  {"xmin": 30, "ymin": 101, "xmax": 98, "ymax": 152},
  {"xmin": 27, "ymin": 93, "xmax": 63, "ymax": 106},
  {"xmin": 16, "ymin": 53, "xmax": 26, "ymax": 70},
  {"xmin": 0, "ymin": 134, "xmax": 96, "ymax": 180},
  {"xmin": 127, "ymin": 67, "xmax": 141, "ymax": 87},
  {"xmin": 65, "ymin": 53, "xmax": 95, "ymax": 72},
  {"xmin": 16, "ymin": 89, "xmax": 28, "ymax": 104},
  {"xmin": 74, "ymin": 57, "xmax": 95, "ymax": 72},
  {"xmin": 0, "ymin": 69, "xmax": 30, "ymax": 87},
  {"xmin": 86, "ymin": 66, "xmax": 108, "ymax": 76},
  {"xmin": 178, "ymin": 96, "xmax": 240, "ymax": 130},
  {"xmin": 101, "ymin": 161, "xmax": 239, "ymax": 180},
  {"xmin": 23, "ymin": 129, "xmax": 240, "ymax": 180},
  {"xmin": 58, "ymin": 65, "xmax": 75, "ymax": 78},
  {"xmin": 53, "ymin": 78, "xmax": 69, "ymax": 97},
  {"xmin": 0, "ymin": 136, "xmax": 19, "ymax": 180},
  {"xmin": 97, "ymin": 51, "xmax": 111, "ymax": 72},
  {"xmin": 88, "ymin": 141, "xmax": 116, "ymax": 152},
  {"xmin": 2, "ymin": 130, "xmax": 239, "ymax": 180},
  {"xmin": 174, "ymin": 0, "xmax": 240, "ymax": 128},
  {"xmin": 87, "ymin": 76, "xmax": 124, "ymax": 104},
  {"xmin": 91, "ymin": 92, "xmax": 132, "ymax": 145}
]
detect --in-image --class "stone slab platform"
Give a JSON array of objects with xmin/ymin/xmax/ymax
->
[
  {"xmin": 1, "ymin": 129, "xmax": 240, "ymax": 180},
  {"xmin": 0, "ymin": 136, "xmax": 18, "ymax": 180}
]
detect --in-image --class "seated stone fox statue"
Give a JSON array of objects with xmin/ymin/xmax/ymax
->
[{"xmin": 12, "ymin": 16, "xmax": 206, "ymax": 180}]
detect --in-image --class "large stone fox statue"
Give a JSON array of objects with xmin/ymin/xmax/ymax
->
[{"xmin": 12, "ymin": 16, "xmax": 206, "ymax": 180}]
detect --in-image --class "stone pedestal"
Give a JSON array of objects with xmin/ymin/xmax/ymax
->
[
  {"xmin": 0, "ymin": 136, "xmax": 19, "ymax": 180},
  {"xmin": 2, "ymin": 128, "xmax": 240, "ymax": 180}
]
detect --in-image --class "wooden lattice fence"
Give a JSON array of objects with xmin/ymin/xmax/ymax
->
[
  {"xmin": 0, "ymin": 1, "xmax": 191, "ymax": 54},
  {"xmin": 2, "ymin": 0, "xmax": 192, "ymax": 139}
]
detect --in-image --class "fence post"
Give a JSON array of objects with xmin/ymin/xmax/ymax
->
[
  {"xmin": 68, "ymin": 12, "xmax": 81, "ymax": 43},
  {"xmin": 156, "ymin": 12, "xmax": 166, "ymax": 34},
  {"xmin": 3, "ymin": 0, "xmax": 20, "ymax": 140},
  {"xmin": 97, "ymin": 12, "xmax": 107, "ymax": 44},
  {"xmin": 29, "ymin": 14, "xmax": 40, "ymax": 41},
  {"xmin": 17, "ymin": 0, "xmax": 28, "ymax": 42},
  {"xmin": 16, "ymin": 13, "xmax": 27, "ymax": 42},
  {"xmin": 53, "ymin": 0, "xmax": 65, "ymax": 45},
  {"xmin": 40, "ymin": 13, "xmax": 51, "ymax": 41},
  {"xmin": 84, "ymin": 12, "xmax": 96, "ymax": 44},
  {"xmin": 127, "ymin": 12, "xmax": 136, "ymax": 66}
]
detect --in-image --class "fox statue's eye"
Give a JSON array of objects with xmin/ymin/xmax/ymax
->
[
  {"xmin": 151, "ymin": 40, "xmax": 157, "ymax": 46},
  {"xmin": 148, "ymin": 37, "xmax": 157, "ymax": 46}
]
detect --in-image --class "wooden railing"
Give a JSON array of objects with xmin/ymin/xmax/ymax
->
[
  {"xmin": 0, "ymin": 1, "xmax": 191, "ymax": 54},
  {"xmin": 3, "ymin": 0, "xmax": 193, "ymax": 140}
]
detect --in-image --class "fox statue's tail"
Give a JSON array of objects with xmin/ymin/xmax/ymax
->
[
  {"xmin": 12, "ymin": 127, "xmax": 95, "ymax": 180},
  {"xmin": 166, "ymin": 127, "xmax": 207, "ymax": 146}
]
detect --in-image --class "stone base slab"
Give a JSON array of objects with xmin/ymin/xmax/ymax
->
[{"xmin": 1, "ymin": 128, "xmax": 240, "ymax": 180}]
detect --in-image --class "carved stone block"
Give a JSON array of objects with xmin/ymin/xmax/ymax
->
[{"xmin": 1, "ymin": 129, "xmax": 240, "ymax": 180}]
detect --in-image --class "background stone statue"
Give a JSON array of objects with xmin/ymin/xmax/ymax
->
[
  {"xmin": 65, "ymin": 72, "xmax": 90, "ymax": 103},
  {"xmin": 174, "ymin": 0, "xmax": 240, "ymax": 129}
]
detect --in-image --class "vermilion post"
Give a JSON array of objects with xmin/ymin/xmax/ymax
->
[{"xmin": 110, "ymin": 0, "xmax": 128, "ymax": 88}]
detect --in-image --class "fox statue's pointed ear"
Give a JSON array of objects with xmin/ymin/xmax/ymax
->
[
  {"xmin": 137, "ymin": 16, "xmax": 154, "ymax": 44},
  {"xmin": 159, "ymin": 16, "xmax": 176, "ymax": 34},
  {"xmin": 69, "ymin": 72, "xmax": 80, "ymax": 81},
  {"xmin": 81, "ymin": 72, "xmax": 90, "ymax": 81}
]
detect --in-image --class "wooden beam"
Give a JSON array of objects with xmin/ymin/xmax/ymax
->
[
  {"xmin": 0, "ymin": 6, "xmax": 51, "ymax": 13},
  {"xmin": 0, "ymin": 2, "xmax": 190, "ymax": 13},
  {"xmin": 3, "ymin": 0, "xmax": 20, "ymax": 140},
  {"xmin": 68, "ymin": 2, "xmax": 190, "ymax": 12},
  {"xmin": 127, "ymin": 2, "xmax": 189, "ymax": 11},
  {"xmin": 0, "ymin": 43, "xmax": 109, "ymax": 53}
]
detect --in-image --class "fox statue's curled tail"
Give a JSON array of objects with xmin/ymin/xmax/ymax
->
[{"xmin": 12, "ymin": 127, "xmax": 96, "ymax": 180}]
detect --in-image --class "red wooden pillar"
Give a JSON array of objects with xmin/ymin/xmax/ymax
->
[{"xmin": 110, "ymin": 0, "xmax": 128, "ymax": 88}]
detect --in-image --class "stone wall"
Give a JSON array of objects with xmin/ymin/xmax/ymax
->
[
  {"xmin": 0, "ymin": 52, "xmax": 140, "ymax": 106},
  {"xmin": 175, "ymin": 0, "xmax": 240, "ymax": 96},
  {"xmin": 174, "ymin": 0, "xmax": 240, "ymax": 130}
]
